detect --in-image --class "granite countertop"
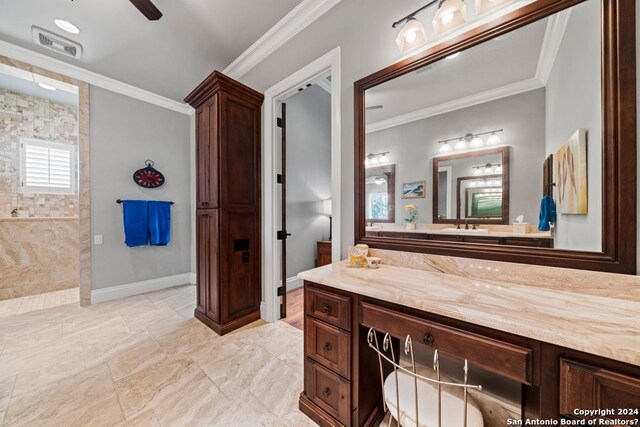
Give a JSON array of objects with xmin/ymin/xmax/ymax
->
[
  {"xmin": 367, "ymin": 227, "xmax": 553, "ymax": 239},
  {"xmin": 298, "ymin": 261, "xmax": 640, "ymax": 366}
]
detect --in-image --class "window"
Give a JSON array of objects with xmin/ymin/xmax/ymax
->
[
  {"xmin": 19, "ymin": 138, "xmax": 76, "ymax": 195},
  {"xmin": 368, "ymin": 193, "xmax": 389, "ymax": 220}
]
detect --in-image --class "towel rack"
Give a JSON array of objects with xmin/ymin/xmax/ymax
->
[{"xmin": 116, "ymin": 199, "xmax": 174, "ymax": 205}]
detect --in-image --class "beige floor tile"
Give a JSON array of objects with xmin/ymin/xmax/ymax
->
[
  {"xmin": 42, "ymin": 393, "xmax": 125, "ymax": 427},
  {"xmin": 116, "ymin": 409, "xmax": 160, "ymax": 427},
  {"xmin": 200, "ymin": 343, "xmax": 280, "ymax": 399},
  {"xmin": 4, "ymin": 364, "xmax": 115, "ymax": 426},
  {"xmin": 154, "ymin": 318, "xmax": 220, "ymax": 355},
  {"xmin": 0, "ymin": 288, "xmax": 79, "ymax": 319},
  {"xmin": 251, "ymin": 361, "xmax": 303, "ymax": 417},
  {"xmin": 107, "ymin": 338, "xmax": 167, "ymax": 381},
  {"xmin": 0, "ymin": 374, "xmax": 16, "ymax": 414},
  {"xmin": 151, "ymin": 376, "xmax": 229, "ymax": 426},
  {"xmin": 83, "ymin": 330, "xmax": 150, "ymax": 368},
  {"xmin": 261, "ymin": 410, "xmax": 319, "ymax": 427},
  {"xmin": 0, "ymin": 285, "xmax": 313, "ymax": 426},
  {"xmin": 114, "ymin": 353, "xmax": 207, "ymax": 418}
]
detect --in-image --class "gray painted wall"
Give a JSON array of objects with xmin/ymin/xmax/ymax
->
[
  {"xmin": 282, "ymin": 85, "xmax": 332, "ymax": 283},
  {"xmin": 545, "ymin": 0, "xmax": 602, "ymax": 252},
  {"xmin": 90, "ymin": 87, "xmax": 191, "ymax": 290},
  {"xmin": 366, "ymin": 89, "xmax": 546, "ymax": 226}
]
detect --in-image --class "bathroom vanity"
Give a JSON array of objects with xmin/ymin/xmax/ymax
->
[
  {"xmin": 298, "ymin": 0, "xmax": 639, "ymax": 424},
  {"xmin": 297, "ymin": 256, "xmax": 640, "ymax": 426}
]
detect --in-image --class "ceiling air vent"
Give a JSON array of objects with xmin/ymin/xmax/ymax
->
[{"xmin": 31, "ymin": 27, "xmax": 82, "ymax": 59}]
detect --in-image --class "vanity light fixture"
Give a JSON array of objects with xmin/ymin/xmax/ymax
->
[
  {"xmin": 437, "ymin": 129, "xmax": 503, "ymax": 152},
  {"xmin": 470, "ymin": 136, "xmax": 483, "ymax": 148},
  {"xmin": 54, "ymin": 19, "xmax": 80, "ymax": 34},
  {"xmin": 439, "ymin": 141, "xmax": 452, "ymax": 153},
  {"xmin": 475, "ymin": 0, "xmax": 513, "ymax": 17},
  {"xmin": 472, "ymin": 162, "xmax": 502, "ymax": 174},
  {"xmin": 433, "ymin": 0, "xmax": 468, "ymax": 36},
  {"xmin": 395, "ymin": 17, "xmax": 428, "ymax": 53},
  {"xmin": 446, "ymin": 52, "xmax": 461, "ymax": 59},
  {"xmin": 486, "ymin": 132, "xmax": 502, "ymax": 146},
  {"xmin": 374, "ymin": 177, "xmax": 385, "ymax": 185},
  {"xmin": 365, "ymin": 152, "xmax": 390, "ymax": 167},
  {"xmin": 454, "ymin": 138, "xmax": 467, "ymax": 150}
]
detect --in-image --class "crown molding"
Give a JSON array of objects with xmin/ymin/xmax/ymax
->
[
  {"xmin": 366, "ymin": 77, "xmax": 544, "ymax": 133},
  {"xmin": 223, "ymin": 0, "xmax": 342, "ymax": 80},
  {"xmin": 536, "ymin": 9, "xmax": 571, "ymax": 85},
  {"xmin": 0, "ymin": 40, "xmax": 194, "ymax": 115}
]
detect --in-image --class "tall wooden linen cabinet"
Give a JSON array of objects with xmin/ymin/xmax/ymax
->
[{"xmin": 185, "ymin": 71, "xmax": 264, "ymax": 335}]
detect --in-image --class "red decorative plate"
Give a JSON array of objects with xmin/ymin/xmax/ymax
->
[{"xmin": 133, "ymin": 160, "xmax": 165, "ymax": 188}]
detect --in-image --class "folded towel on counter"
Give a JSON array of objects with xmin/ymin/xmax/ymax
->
[
  {"xmin": 122, "ymin": 200, "xmax": 149, "ymax": 247},
  {"xmin": 148, "ymin": 201, "xmax": 171, "ymax": 246},
  {"xmin": 538, "ymin": 195, "xmax": 557, "ymax": 232}
]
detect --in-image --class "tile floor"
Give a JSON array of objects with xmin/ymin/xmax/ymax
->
[
  {"xmin": 0, "ymin": 288, "xmax": 79, "ymax": 319},
  {"xmin": 0, "ymin": 285, "xmax": 315, "ymax": 427}
]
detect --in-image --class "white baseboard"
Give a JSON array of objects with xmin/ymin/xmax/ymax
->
[
  {"xmin": 260, "ymin": 301, "xmax": 267, "ymax": 321},
  {"xmin": 91, "ymin": 273, "xmax": 193, "ymax": 304}
]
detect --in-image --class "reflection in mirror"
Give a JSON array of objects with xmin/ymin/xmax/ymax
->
[
  {"xmin": 365, "ymin": 164, "xmax": 396, "ymax": 223},
  {"xmin": 363, "ymin": 0, "xmax": 601, "ymax": 252}
]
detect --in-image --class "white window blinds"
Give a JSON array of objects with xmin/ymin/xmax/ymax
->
[{"xmin": 20, "ymin": 138, "xmax": 76, "ymax": 195}]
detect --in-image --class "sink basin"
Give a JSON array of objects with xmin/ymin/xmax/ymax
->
[
  {"xmin": 441, "ymin": 228, "xmax": 489, "ymax": 234},
  {"xmin": 366, "ymin": 226, "xmax": 383, "ymax": 231}
]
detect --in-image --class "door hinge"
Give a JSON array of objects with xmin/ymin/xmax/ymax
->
[
  {"xmin": 277, "ymin": 230, "xmax": 291, "ymax": 240},
  {"xmin": 277, "ymin": 286, "xmax": 286, "ymax": 296},
  {"xmin": 277, "ymin": 174, "xmax": 284, "ymax": 184},
  {"xmin": 277, "ymin": 117, "xmax": 284, "ymax": 128}
]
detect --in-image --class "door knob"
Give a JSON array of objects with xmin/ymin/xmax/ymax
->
[
  {"xmin": 323, "ymin": 343, "xmax": 332, "ymax": 353},
  {"xmin": 322, "ymin": 304, "xmax": 331, "ymax": 315},
  {"xmin": 322, "ymin": 387, "xmax": 331, "ymax": 397}
]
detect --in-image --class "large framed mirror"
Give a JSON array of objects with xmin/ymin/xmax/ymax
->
[{"xmin": 355, "ymin": 0, "xmax": 636, "ymax": 273}]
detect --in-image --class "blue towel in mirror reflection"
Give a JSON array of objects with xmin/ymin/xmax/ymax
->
[
  {"xmin": 538, "ymin": 195, "xmax": 556, "ymax": 232},
  {"xmin": 122, "ymin": 200, "xmax": 171, "ymax": 247}
]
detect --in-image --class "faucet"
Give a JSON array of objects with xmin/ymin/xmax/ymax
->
[{"xmin": 464, "ymin": 219, "xmax": 469, "ymax": 230}]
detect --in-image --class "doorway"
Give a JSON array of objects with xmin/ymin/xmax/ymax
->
[
  {"xmin": 262, "ymin": 47, "xmax": 341, "ymax": 324},
  {"xmin": 0, "ymin": 55, "xmax": 91, "ymax": 315}
]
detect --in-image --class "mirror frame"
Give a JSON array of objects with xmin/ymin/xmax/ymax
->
[
  {"xmin": 354, "ymin": 0, "xmax": 637, "ymax": 274},
  {"xmin": 433, "ymin": 146, "xmax": 510, "ymax": 225},
  {"xmin": 365, "ymin": 164, "xmax": 396, "ymax": 223}
]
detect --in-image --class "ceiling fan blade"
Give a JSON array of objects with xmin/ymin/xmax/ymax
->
[{"xmin": 129, "ymin": 0, "xmax": 163, "ymax": 21}]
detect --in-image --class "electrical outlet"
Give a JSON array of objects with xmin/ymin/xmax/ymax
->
[{"xmin": 94, "ymin": 235, "xmax": 103, "ymax": 245}]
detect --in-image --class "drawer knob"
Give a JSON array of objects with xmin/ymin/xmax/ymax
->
[
  {"xmin": 323, "ymin": 343, "xmax": 332, "ymax": 353},
  {"xmin": 322, "ymin": 387, "xmax": 331, "ymax": 397},
  {"xmin": 423, "ymin": 334, "xmax": 434, "ymax": 345},
  {"xmin": 322, "ymin": 304, "xmax": 331, "ymax": 315}
]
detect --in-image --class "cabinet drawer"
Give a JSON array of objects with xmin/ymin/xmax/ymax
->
[
  {"xmin": 560, "ymin": 359, "xmax": 640, "ymax": 420},
  {"xmin": 306, "ymin": 286, "xmax": 351, "ymax": 331},
  {"xmin": 305, "ymin": 359, "xmax": 351, "ymax": 426},
  {"xmin": 361, "ymin": 302, "xmax": 533, "ymax": 384},
  {"xmin": 306, "ymin": 316, "xmax": 351, "ymax": 379}
]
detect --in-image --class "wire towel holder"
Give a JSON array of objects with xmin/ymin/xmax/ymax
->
[{"xmin": 367, "ymin": 327, "xmax": 484, "ymax": 427}]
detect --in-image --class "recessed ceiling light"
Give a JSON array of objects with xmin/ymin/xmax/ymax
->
[
  {"xmin": 446, "ymin": 52, "xmax": 460, "ymax": 59},
  {"xmin": 38, "ymin": 83, "xmax": 57, "ymax": 91},
  {"xmin": 54, "ymin": 19, "xmax": 80, "ymax": 34}
]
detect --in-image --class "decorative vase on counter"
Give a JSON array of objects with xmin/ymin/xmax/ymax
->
[{"xmin": 405, "ymin": 222, "xmax": 416, "ymax": 230}]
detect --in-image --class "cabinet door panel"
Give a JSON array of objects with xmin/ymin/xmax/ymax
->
[
  {"xmin": 220, "ymin": 94, "xmax": 260, "ymax": 207},
  {"xmin": 196, "ymin": 210, "xmax": 220, "ymax": 322},
  {"xmin": 195, "ymin": 105, "xmax": 210, "ymax": 209},
  {"xmin": 560, "ymin": 359, "xmax": 640, "ymax": 420},
  {"xmin": 220, "ymin": 210, "xmax": 259, "ymax": 322}
]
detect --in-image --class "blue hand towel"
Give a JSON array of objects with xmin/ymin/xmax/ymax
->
[
  {"xmin": 122, "ymin": 200, "xmax": 149, "ymax": 247},
  {"xmin": 538, "ymin": 195, "xmax": 557, "ymax": 232},
  {"xmin": 148, "ymin": 201, "xmax": 171, "ymax": 246}
]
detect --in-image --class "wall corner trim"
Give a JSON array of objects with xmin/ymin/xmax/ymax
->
[
  {"xmin": 222, "ymin": 0, "xmax": 342, "ymax": 80},
  {"xmin": 0, "ymin": 40, "xmax": 194, "ymax": 115},
  {"xmin": 90, "ymin": 273, "xmax": 193, "ymax": 304}
]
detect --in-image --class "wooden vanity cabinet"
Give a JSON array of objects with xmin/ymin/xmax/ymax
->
[
  {"xmin": 317, "ymin": 241, "xmax": 332, "ymax": 267},
  {"xmin": 185, "ymin": 71, "xmax": 263, "ymax": 335},
  {"xmin": 300, "ymin": 281, "xmax": 640, "ymax": 426}
]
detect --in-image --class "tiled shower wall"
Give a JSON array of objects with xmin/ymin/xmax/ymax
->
[
  {"xmin": 0, "ymin": 89, "xmax": 79, "ymax": 300},
  {"xmin": 0, "ymin": 89, "xmax": 79, "ymax": 218}
]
